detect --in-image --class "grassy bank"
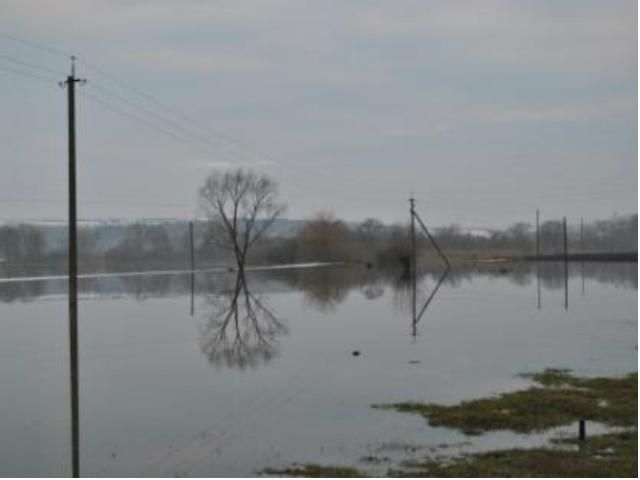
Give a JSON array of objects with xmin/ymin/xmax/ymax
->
[
  {"xmin": 262, "ymin": 369, "xmax": 637, "ymax": 477},
  {"xmin": 388, "ymin": 430, "xmax": 636, "ymax": 477},
  {"xmin": 373, "ymin": 369, "xmax": 636, "ymax": 434}
]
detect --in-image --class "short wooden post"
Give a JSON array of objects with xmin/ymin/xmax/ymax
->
[{"xmin": 579, "ymin": 419, "xmax": 586, "ymax": 441}]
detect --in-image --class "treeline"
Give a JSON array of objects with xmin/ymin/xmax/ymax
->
[
  {"xmin": 0, "ymin": 213, "xmax": 636, "ymax": 268},
  {"xmin": 254, "ymin": 212, "xmax": 638, "ymax": 265}
]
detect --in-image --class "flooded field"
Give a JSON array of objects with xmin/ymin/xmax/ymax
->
[{"xmin": 0, "ymin": 262, "xmax": 636, "ymax": 476}]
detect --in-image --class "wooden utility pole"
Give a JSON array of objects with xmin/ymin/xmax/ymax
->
[
  {"xmin": 563, "ymin": 216, "xmax": 568, "ymax": 310},
  {"xmin": 536, "ymin": 209, "xmax": 541, "ymax": 309},
  {"xmin": 536, "ymin": 209, "xmax": 540, "ymax": 259},
  {"xmin": 189, "ymin": 221, "xmax": 195, "ymax": 272},
  {"xmin": 62, "ymin": 55, "xmax": 84, "ymax": 479},
  {"xmin": 563, "ymin": 217, "xmax": 568, "ymax": 263}
]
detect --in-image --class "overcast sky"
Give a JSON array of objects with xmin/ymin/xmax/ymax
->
[{"xmin": 0, "ymin": 0, "xmax": 636, "ymax": 228}]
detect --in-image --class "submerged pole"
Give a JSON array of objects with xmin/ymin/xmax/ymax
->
[
  {"xmin": 189, "ymin": 221, "xmax": 195, "ymax": 316},
  {"xmin": 537, "ymin": 262, "xmax": 541, "ymax": 310},
  {"xmin": 410, "ymin": 195, "xmax": 417, "ymax": 333}
]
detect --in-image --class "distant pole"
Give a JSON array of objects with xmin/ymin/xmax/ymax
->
[
  {"xmin": 189, "ymin": 221, "xmax": 195, "ymax": 272},
  {"xmin": 563, "ymin": 216, "xmax": 568, "ymax": 310},
  {"xmin": 410, "ymin": 195, "xmax": 417, "ymax": 330},
  {"xmin": 189, "ymin": 221, "xmax": 195, "ymax": 316},
  {"xmin": 536, "ymin": 209, "xmax": 540, "ymax": 259},
  {"xmin": 536, "ymin": 209, "xmax": 541, "ymax": 309},
  {"xmin": 62, "ymin": 55, "xmax": 84, "ymax": 479},
  {"xmin": 563, "ymin": 216, "xmax": 568, "ymax": 263},
  {"xmin": 580, "ymin": 217, "xmax": 585, "ymax": 296}
]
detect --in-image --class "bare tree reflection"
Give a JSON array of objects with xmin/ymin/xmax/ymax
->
[{"xmin": 199, "ymin": 272, "xmax": 287, "ymax": 369}]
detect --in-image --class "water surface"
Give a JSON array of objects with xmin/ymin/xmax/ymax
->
[{"xmin": 0, "ymin": 262, "xmax": 636, "ymax": 476}]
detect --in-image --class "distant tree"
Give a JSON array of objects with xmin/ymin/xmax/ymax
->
[
  {"xmin": 0, "ymin": 226, "xmax": 21, "ymax": 260},
  {"xmin": 296, "ymin": 212, "xmax": 355, "ymax": 262},
  {"xmin": 12, "ymin": 225, "xmax": 44, "ymax": 260},
  {"xmin": 199, "ymin": 169, "xmax": 285, "ymax": 271},
  {"xmin": 144, "ymin": 224, "xmax": 173, "ymax": 257},
  {"xmin": 78, "ymin": 227, "xmax": 97, "ymax": 261},
  {"xmin": 357, "ymin": 218, "xmax": 385, "ymax": 247},
  {"xmin": 540, "ymin": 220, "xmax": 564, "ymax": 254},
  {"xmin": 377, "ymin": 222, "xmax": 411, "ymax": 267}
]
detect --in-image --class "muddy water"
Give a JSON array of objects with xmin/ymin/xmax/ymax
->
[{"xmin": 0, "ymin": 262, "xmax": 636, "ymax": 476}]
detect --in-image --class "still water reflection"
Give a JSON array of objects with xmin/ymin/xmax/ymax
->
[
  {"xmin": 199, "ymin": 273, "xmax": 287, "ymax": 370},
  {"xmin": 0, "ymin": 262, "xmax": 636, "ymax": 476}
]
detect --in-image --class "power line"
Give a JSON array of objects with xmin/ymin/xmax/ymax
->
[
  {"xmin": 0, "ymin": 64, "xmax": 58, "ymax": 85},
  {"xmin": 0, "ymin": 31, "xmax": 71, "ymax": 57},
  {"xmin": 85, "ymin": 81, "xmax": 262, "ymax": 168},
  {"xmin": 78, "ymin": 59, "xmax": 298, "ymax": 169},
  {"xmin": 0, "ymin": 54, "xmax": 66, "ymax": 76},
  {"xmin": 81, "ymin": 78, "xmax": 402, "ymax": 200},
  {"xmin": 0, "ymin": 34, "xmax": 434, "ymax": 199},
  {"xmin": 0, "ymin": 32, "xmax": 634, "ymax": 223},
  {"xmin": 76, "ymin": 58, "xmax": 399, "ymax": 194},
  {"xmin": 79, "ymin": 89, "xmax": 233, "ymax": 159}
]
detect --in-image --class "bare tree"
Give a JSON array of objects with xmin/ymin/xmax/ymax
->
[{"xmin": 199, "ymin": 169, "xmax": 285, "ymax": 270}]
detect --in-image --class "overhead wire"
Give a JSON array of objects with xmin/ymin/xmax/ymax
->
[
  {"xmin": 0, "ymin": 31, "xmax": 71, "ymax": 58},
  {"xmin": 75, "ymin": 58, "xmax": 420, "ymax": 199},
  {"xmin": 0, "ymin": 32, "xmax": 634, "ymax": 224},
  {"xmin": 79, "ymin": 89, "xmax": 231, "ymax": 160},
  {"xmin": 0, "ymin": 53, "xmax": 66, "ymax": 77},
  {"xmin": 75, "ymin": 54, "xmax": 637, "ymax": 210},
  {"xmin": 79, "ymin": 75, "xmax": 408, "ymax": 203},
  {"xmin": 0, "ymin": 64, "xmax": 58, "ymax": 85}
]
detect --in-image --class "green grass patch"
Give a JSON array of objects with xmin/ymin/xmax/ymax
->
[
  {"xmin": 388, "ymin": 430, "xmax": 637, "ymax": 477},
  {"xmin": 374, "ymin": 370, "xmax": 637, "ymax": 434},
  {"xmin": 261, "ymin": 464, "xmax": 364, "ymax": 477},
  {"xmin": 262, "ymin": 370, "xmax": 637, "ymax": 477}
]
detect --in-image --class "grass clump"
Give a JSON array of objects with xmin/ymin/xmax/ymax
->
[
  {"xmin": 262, "ymin": 432, "xmax": 637, "ymax": 477},
  {"xmin": 388, "ymin": 430, "xmax": 637, "ymax": 477},
  {"xmin": 261, "ymin": 464, "xmax": 364, "ymax": 477},
  {"xmin": 374, "ymin": 370, "xmax": 637, "ymax": 434}
]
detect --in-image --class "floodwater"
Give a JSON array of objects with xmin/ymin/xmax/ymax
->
[{"xmin": 0, "ymin": 262, "xmax": 636, "ymax": 476}]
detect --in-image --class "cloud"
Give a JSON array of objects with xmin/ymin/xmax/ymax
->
[
  {"xmin": 0, "ymin": 0, "xmax": 635, "ymax": 225},
  {"xmin": 354, "ymin": 0, "xmax": 636, "ymax": 75},
  {"xmin": 467, "ymin": 96, "xmax": 636, "ymax": 126},
  {"xmin": 120, "ymin": 47, "xmax": 258, "ymax": 73},
  {"xmin": 195, "ymin": 160, "xmax": 235, "ymax": 170}
]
